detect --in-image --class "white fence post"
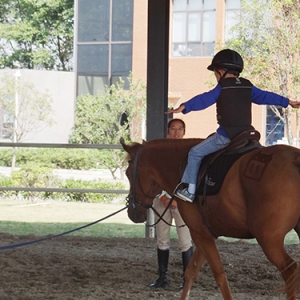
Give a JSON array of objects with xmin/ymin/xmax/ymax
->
[{"xmin": 145, "ymin": 209, "xmax": 155, "ymax": 238}]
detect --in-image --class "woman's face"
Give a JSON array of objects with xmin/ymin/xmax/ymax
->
[{"xmin": 167, "ymin": 120, "xmax": 185, "ymax": 139}]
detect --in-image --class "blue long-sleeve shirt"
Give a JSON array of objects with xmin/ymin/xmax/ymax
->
[{"xmin": 181, "ymin": 83, "xmax": 289, "ymax": 138}]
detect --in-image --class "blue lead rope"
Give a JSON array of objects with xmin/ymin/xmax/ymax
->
[{"xmin": 0, "ymin": 205, "xmax": 129, "ymax": 251}]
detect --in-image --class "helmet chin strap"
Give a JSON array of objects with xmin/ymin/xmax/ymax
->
[
  {"xmin": 216, "ymin": 68, "xmax": 229, "ymax": 83},
  {"xmin": 220, "ymin": 69, "xmax": 229, "ymax": 80}
]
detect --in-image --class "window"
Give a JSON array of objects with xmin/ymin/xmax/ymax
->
[
  {"xmin": 265, "ymin": 106, "xmax": 284, "ymax": 146},
  {"xmin": 0, "ymin": 108, "xmax": 13, "ymax": 140},
  {"xmin": 225, "ymin": 0, "xmax": 241, "ymax": 41},
  {"xmin": 76, "ymin": 0, "xmax": 133, "ymax": 96},
  {"xmin": 225, "ymin": 0, "xmax": 257, "ymax": 42},
  {"xmin": 172, "ymin": 0, "xmax": 216, "ymax": 57}
]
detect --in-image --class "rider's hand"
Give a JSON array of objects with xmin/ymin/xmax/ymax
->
[
  {"xmin": 289, "ymin": 100, "xmax": 300, "ymax": 109},
  {"xmin": 170, "ymin": 199, "xmax": 177, "ymax": 209},
  {"xmin": 159, "ymin": 195, "xmax": 177, "ymax": 209},
  {"xmin": 165, "ymin": 105, "xmax": 185, "ymax": 114}
]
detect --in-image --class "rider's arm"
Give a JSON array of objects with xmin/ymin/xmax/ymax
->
[
  {"xmin": 166, "ymin": 85, "xmax": 221, "ymax": 115},
  {"xmin": 182, "ymin": 84, "xmax": 221, "ymax": 113},
  {"xmin": 251, "ymin": 85, "xmax": 289, "ymax": 107}
]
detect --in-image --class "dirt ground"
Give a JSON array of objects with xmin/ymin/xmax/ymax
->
[{"xmin": 0, "ymin": 234, "xmax": 299, "ymax": 300}]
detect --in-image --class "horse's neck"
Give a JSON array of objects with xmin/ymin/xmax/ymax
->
[{"xmin": 146, "ymin": 139, "xmax": 201, "ymax": 195}]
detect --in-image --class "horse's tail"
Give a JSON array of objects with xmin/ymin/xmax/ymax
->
[{"xmin": 280, "ymin": 264, "xmax": 300, "ymax": 295}]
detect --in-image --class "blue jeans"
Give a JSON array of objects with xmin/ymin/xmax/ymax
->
[{"xmin": 182, "ymin": 132, "xmax": 231, "ymax": 185}]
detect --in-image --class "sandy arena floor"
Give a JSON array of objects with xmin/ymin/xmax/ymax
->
[{"xmin": 0, "ymin": 233, "xmax": 299, "ymax": 300}]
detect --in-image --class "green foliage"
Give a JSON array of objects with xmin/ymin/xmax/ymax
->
[
  {"xmin": 0, "ymin": 0, "xmax": 74, "ymax": 70},
  {"xmin": 0, "ymin": 175, "xmax": 16, "ymax": 197},
  {"xmin": 11, "ymin": 163, "xmax": 56, "ymax": 187},
  {"xmin": 48, "ymin": 149, "xmax": 101, "ymax": 170},
  {"xmin": 0, "ymin": 149, "xmax": 14, "ymax": 166},
  {"xmin": 69, "ymin": 74, "xmax": 146, "ymax": 177},
  {"xmin": 0, "ymin": 163, "xmax": 127, "ymax": 203},
  {"xmin": 59, "ymin": 179, "xmax": 126, "ymax": 203},
  {"xmin": 0, "ymin": 162, "xmax": 59, "ymax": 198},
  {"xmin": 70, "ymin": 75, "xmax": 146, "ymax": 144},
  {"xmin": 227, "ymin": 0, "xmax": 300, "ymax": 94},
  {"xmin": 0, "ymin": 148, "xmax": 116, "ymax": 170},
  {"xmin": 225, "ymin": 0, "xmax": 300, "ymax": 145}
]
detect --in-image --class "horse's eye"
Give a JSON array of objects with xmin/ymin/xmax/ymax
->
[{"xmin": 128, "ymin": 160, "xmax": 132, "ymax": 164}]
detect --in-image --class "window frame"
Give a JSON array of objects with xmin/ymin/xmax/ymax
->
[
  {"xmin": 171, "ymin": 0, "xmax": 216, "ymax": 57},
  {"xmin": 75, "ymin": 0, "xmax": 133, "ymax": 96}
]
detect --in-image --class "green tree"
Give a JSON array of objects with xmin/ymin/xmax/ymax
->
[
  {"xmin": 69, "ymin": 75, "xmax": 146, "ymax": 179},
  {"xmin": 0, "ymin": 0, "xmax": 74, "ymax": 70},
  {"xmin": 0, "ymin": 0, "xmax": 10, "ymax": 23},
  {"xmin": 0, "ymin": 73, "xmax": 54, "ymax": 167},
  {"xmin": 226, "ymin": 0, "xmax": 300, "ymax": 146}
]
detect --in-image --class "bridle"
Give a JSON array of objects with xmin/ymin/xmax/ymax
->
[
  {"xmin": 126, "ymin": 144, "xmax": 185, "ymax": 228},
  {"xmin": 126, "ymin": 142, "xmax": 219, "ymax": 236},
  {"xmin": 127, "ymin": 144, "xmax": 152, "ymax": 210}
]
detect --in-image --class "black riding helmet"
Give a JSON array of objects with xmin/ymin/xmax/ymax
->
[{"xmin": 207, "ymin": 49, "xmax": 243, "ymax": 73}]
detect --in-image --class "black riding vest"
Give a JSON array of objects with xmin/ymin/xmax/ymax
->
[{"xmin": 217, "ymin": 77, "xmax": 254, "ymax": 140}]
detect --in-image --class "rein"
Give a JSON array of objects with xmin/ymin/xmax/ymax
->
[
  {"xmin": 128, "ymin": 145, "xmax": 155, "ymax": 209},
  {"xmin": 148, "ymin": 194, "xmax": 185, "ymax": 228},
  {"xmin": 0, "ymin": 205, "xmax": 129, "ymax": 251},
  {"xmin": 129, "ymin": 145, "xmax": 185, "ymax": 228}
]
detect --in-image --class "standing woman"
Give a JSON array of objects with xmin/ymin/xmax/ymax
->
[{"xmin": 149, "ymin": 119, "xmax": 193, "ymax": 290}]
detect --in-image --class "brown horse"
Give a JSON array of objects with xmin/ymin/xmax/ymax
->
[{"xmin": 121, "ymin": 138, "xmax": 300, "ymax": 300}]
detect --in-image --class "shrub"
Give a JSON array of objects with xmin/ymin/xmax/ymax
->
[
  {"xmin": 11, "ymin": 163, "xmax": 57, "ymax": 187},
  {"xmin": 58, "ymin": 179, "xmax": 127, "ymax": 203},
  {"xmin": 0, "ymin": 175, "xmax": 17, "ymax": 197},
  {"xmin": 10, "ymin": 163, "xmax": 60, "ymax": 199},
  {"xmin": 0, "ymin": 148, "xmax": 114, "ymax": 170},
  {"xmin": 0, "ymin": 163, "xmax": 127, "ymax": 204}
]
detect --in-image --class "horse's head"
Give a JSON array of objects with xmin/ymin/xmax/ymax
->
[
  {"xmin": 121, "ymin": 137, "xmax": 202, "ymax": 223},
  {"xmin": 121, "ymin": 139, "xmax": 161, "ymax": 223}
]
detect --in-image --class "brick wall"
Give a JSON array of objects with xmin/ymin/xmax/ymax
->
[{"xmin": 132, "ymin": 0, "xmax": 267, "ymax": 143}]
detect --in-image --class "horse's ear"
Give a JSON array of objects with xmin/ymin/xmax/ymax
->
[
  {"xmin": 120, "ymin": 137, "xmax": 125, "ymax": 145},
  {"xmin": 120, "ymin": 137, "xmax": 137, "ymax": 155},
  {"xmin": 120, "ymin": 137, "xmax": 129, "ymax": 152},
  {"xmin": 142, "ymin": 139, "xmax": 146, "ymax": 145},
  {"xmin": 120, "ymin": 138, "xmax": 142, "ymax": 157}
]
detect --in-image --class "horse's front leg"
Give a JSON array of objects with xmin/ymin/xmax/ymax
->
[
  {"xmin": 205, "ymin": 240, "xmax": 233, "ymax": 299},
  {"xmin": 180, "ymin": 247, "xmax": 205, "ymax": 300},
  {"xmin": 192, "ymin": 233, "xmax": 233, "ymax": 300}
]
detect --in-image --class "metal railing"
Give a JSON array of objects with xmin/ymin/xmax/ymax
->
[
  {"xmin": 0, "ymin": 142, "xmax": 157, "ymax": 238},
  {"xmin": 0, "ymin": 142, "xmax": 129, "ymax": 195}
]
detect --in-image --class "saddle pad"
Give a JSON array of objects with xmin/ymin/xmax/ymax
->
[{"xmin": 196, "ymin": 148, "xmax": 256, "ymax": 196}]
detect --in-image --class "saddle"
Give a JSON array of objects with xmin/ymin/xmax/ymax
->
[{"xmin": 196, "ymin": 130, "xmax": 262, "ymax": 199}]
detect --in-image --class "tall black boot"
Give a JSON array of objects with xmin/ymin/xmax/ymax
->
[
  {"xmin": 179, "ymin": 246, "xmax": 193, "ymax": 290},
  {"xmin": 149, "ymin": 248, "xmax": 169, "ymax": 288}
]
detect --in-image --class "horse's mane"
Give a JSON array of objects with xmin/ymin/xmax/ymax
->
[
  {"xmin": 123, "ymin": 138, "xmax": 204, "ymax": 161},
  {"xmin": 127, "ymin": 138, "xmax": 203, "ymax": 149},
  {"xmin": 145, "ymin": 138, "xmax": 203, "ymax": 148}
]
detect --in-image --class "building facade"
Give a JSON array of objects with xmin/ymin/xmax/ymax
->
[{"xmin": 74, "ymin": 0, "xmax": 286, "ymax": 145}]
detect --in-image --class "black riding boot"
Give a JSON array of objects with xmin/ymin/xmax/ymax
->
[
  {"xmin": 149, "ymin": 248, "xmax": 169, "ymax": 288},
  {"xmin": 179, "ymin": 246, "xmax": 193, "ymax": 290}
]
